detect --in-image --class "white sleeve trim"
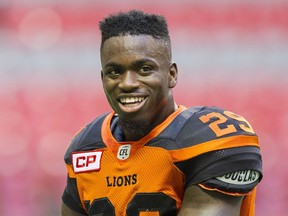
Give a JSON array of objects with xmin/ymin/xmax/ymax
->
[{"xmin": 216, "ymin": 170, "xmax": 260, "ymax": 185}]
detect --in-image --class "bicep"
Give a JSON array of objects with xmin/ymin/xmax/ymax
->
[
  {"xmin": 178, "ymin": 185, "xmax": 244, "ymax": 216},
  {"xmin": 61, "ymin": 202, "xmax": 87, "ymax": 216}
]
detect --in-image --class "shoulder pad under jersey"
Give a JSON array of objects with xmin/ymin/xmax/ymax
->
[
  {"xmin": 64, "ymin": 113, "xmax": 109, "ymax": 164},
  {"xmin": 173, "ymin": 106, "xmax": 258, "ymax": 149}
]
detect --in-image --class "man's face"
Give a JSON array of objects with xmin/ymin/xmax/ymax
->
[{"xmin": 101, "ymin": 35, "xmax": 177, "ymax": 125}]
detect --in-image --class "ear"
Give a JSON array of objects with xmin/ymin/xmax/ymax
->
[{"xmin": 169, "ymin": 63, "xmax": 178, "ymax": 88}]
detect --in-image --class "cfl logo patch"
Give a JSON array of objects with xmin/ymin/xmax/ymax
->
[
  {"xmin": 72, "ymin": 151, "xmax": 103, "ymax": 173},
  {"xmin": 117, "ymin": 144, "xmax": 131, "ymax": 160}
]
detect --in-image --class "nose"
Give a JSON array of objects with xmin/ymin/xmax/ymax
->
[{"xmin": 118, "ymin": 71, "xmax": 140, "ymax": 91}]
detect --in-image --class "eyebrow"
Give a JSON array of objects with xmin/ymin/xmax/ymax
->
[
  {"xmin": 103, "ymin": 62, "xmax": 121, "ymax": 69},
  {"xmin": 104, "ymin": 58, "xmax": 157, "ymax": 69},
  {"xmin": 132, "ymin": 58, "xmax": 156, "ymax": 67}
]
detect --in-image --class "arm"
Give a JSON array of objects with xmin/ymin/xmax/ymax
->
[
  {"xmin": 178, "ymin": 185, "xmax": 244, "ymax": 216},
  {"xmin": 61, "ymin": 202, "xmax": 87, "ymax": 216}
]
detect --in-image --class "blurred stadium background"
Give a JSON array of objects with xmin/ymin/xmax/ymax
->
[{"xmin": 0, "ymin": 0, "xmax": 287, "ymax": 215}]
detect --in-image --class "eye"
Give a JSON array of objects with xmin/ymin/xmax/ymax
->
[
  {"xmin": 139, "ymin": 65, "xmax": 152, "ymax": 73},
  {"xmin": 104, "ymin": 68, "xmax": 121, "ymax": 77},
  {"xmin": 109, "ymin": 69, "xmax": 120, "ymax": 75}
]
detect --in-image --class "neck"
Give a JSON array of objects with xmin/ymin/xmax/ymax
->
[{"xmin": 118, "ymin": 102, "xmax": 178, "ymax": 141}]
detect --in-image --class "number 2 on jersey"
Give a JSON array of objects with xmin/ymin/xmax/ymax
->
[
  {"xmin": 86, "ymin": 192, "xmax": 177, "ymax": 215},
  {"xmin": 199, "ymin": 111, "xmax": 255, "ymax": 137}
]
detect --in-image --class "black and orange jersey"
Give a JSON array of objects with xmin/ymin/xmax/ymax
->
[{"xmin": 62, "ymin": 105, "xmax": 262, "ymax": 216}]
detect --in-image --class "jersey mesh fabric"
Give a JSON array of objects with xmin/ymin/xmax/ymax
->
[{"xmin": 66, "ymin": 145, "xmax": 184, "ymax": 215}]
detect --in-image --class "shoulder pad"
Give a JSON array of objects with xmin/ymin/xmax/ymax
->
[
  {"xmin": 174, "ymin": 106, "xmax": 257, "ymax": 149},
  {"xmin": 64, "ymin": 113, "xmax": 108, "ymax": 164},
  {"xmin": 198, "ymin": 106, "xmax": 256, "ymax": 137}
]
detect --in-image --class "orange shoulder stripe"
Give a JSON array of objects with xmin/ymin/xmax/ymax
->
[{"xmin": 169, "ymin": 135, "xmax": 259, "ymax": 162}]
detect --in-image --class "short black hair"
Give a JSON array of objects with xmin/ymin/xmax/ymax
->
[{"xmin": 99, "ymin": 10, "xmax": 171, "ymax": 46}]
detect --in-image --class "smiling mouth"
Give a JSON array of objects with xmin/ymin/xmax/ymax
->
[
  {"xmin": 119, "ymin": 96, "xmax": 146, "ymax": 107},
  {"xmin": 118, "ymin": 96, "xmax": 147, "ymax": 112}
]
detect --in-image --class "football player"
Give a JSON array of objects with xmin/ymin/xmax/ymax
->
[{"xmin": 61, "ymin": 10, "xmax": 262, "ymax": 216}]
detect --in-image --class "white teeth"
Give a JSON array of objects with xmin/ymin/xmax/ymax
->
[{"xmin": 120, "ymin": 97, "xmax": 145, "ymax": 104}]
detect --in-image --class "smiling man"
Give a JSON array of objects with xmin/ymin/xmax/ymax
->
[
  {"xmin": 101, "ymin": 33, "xmax": 177, "ymax": 141},
  {"xmin": 61, "ymin": 10, "xmax": 262, "ymax": 216}
]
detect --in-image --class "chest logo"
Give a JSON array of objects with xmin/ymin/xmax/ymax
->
[
  {"xmin": 72, "ymin": 151, "xmax": 103, "ymax": 173},
  {"xmin": 117, "ymin": 144, "xmax": 131, "ymax": 160}
]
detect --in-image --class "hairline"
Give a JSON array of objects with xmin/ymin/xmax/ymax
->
[{"xmin": 100, "ymin": 34, "xmax": 172, "ymax": 62}]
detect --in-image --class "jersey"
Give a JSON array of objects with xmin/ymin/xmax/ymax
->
[{"xmin": 62, "ymin": 105, "xmax": 262, "ymax": 216}]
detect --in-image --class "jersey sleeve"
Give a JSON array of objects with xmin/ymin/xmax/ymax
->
[
  {"xmin": 62, "ymin": 176, "xmax": 88, "ymax": 214},
  {"xmin": 174, "ymin": 106, "xmax": 263, "ymax": 196},
  {"xmin": 62, "ymin": 124, "xmax": 90, "ymax": 214},
  {"xmin": 62, "ymin": 114, "xmax": 108, "ymax": 213},
  {"xmin": 180, "ymin": 146, "xmax": 262, "ymax": 195}
]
